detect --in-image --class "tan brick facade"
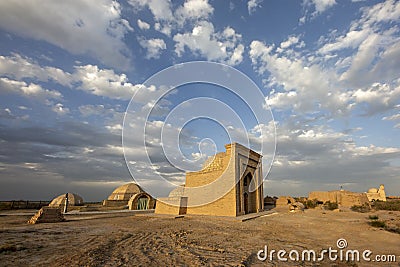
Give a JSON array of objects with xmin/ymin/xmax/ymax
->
[{"xmin": 155, "ymin": 143, "xmax": 264, "ymax": 216}]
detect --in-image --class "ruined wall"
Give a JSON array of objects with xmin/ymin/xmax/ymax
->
[
  {"xmin": 309, "ymin": 190, "xmax": 370, "ymax": 207},
  {"xmin": 339, "ymin": 192, "xmax": 369, "ymax": 207},
  {"xmin": 28, "ymin": 207, "xmax": 64, "ymax": 224},
  {"xmin": 308, "ymin": 191, "xmax": 338, "ymax": 203},
  {"xmin": 276, "ymin": 196, "xmax": 296, "ymax": 206}
]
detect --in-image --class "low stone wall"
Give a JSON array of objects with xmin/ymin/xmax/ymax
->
[
  {"xmin": 28, "ymin": 207, "xmax": 65, "ymax": 224},
  {"xmin": 102, "ymin": 200, "xmax": 128, "ymax": 207},
  {"xmin": 0, "ymin": 200, "xmax": 50, "ymax": 210}
]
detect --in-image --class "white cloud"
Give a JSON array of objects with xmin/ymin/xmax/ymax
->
[
  {"xmin": 251, "ymin": 0, "xmax": 400, "ymax": 118},
  {"xmin": 0, "ymin": 53, "xmax": 71, "ymax": 86},
  {"xmin": 318, "ymin": 29, "xmax": 370, "ymax": 54},
  {"xmin": 339, "ymin": 33, "xmax": 382, "ymax": 85},
  {"xmin": 383, "ymin": 113, "xmax": 400, "ymax": 121},
  {"xmin": 73, "ymin": 65, "xmax": 149, "ymax": 100},
  {"xmin": 0, "ymin": 53, "xmax": 156, "ymax": 101},
  {"xmin": 357, "ymin": 0, "xmax": 400, "ymax": 25},
  {"xmin": 175, "ymin": 0, "xmax": 214, "ymax": 24},
  {"xmin": 154, "ymin": 22, "xmax": 172, "ymax": 36},
  {"xmin": 351, "ymin": 82, "xmax": 400, "ymax": 115},
  {"xmin": 137, "ymin": 19, "xmax": 150, "ymax": 30},
  {"xmin": 303, "ymin": 0, "xmax": 336, "ymax": 16},
  {"xmin": 312, "ymin": 0, "xmax": 336, "ymax": 14},
  {"xmin": 251, "ymin": 37, "xmax": 400, "ymax": 117},
  {"xmin": 128, "ymin": 0, "xmax": 244, "ymax": 65},
  {"xmin": 129, "ymin": 0, "xmax": 215, "ymax": 36},
  {"xmin": 128, "ymin": 0, "xmax": 173, "ymax": 21},
  {"xmin": 301, "ymin": 0, "xmax": 336, "ymax": 23},
  {"xmin": 247, "ymin": 0, "xmax": 263, "ymax": 15},
  {"xmin": 52, "ymin": 103, "xmax": 70, "ymax": 115},
  {"xmin": 250, "ymin": 40, "xmax": 350, "ymax": 115},
  {"xmin": 319, "ymin": 0, "xmax": 400, "ymax": 88},
  {"xmin": 280, "ymin": 36, "xmax": 300, "ymax": 49},
  {"xmin": 0, "ymin": 77, "xmax": 62, "ymax": 101},
  {"xmin": 174, "ymin": 21, "xmax": 244, "ymax": 65},
  {"xmin": 138, "ymin": 38, "xmax": 167, "ymax": 59},
  {"xmin": 227, "ymin": 44, "xmax": 245, "ymax": 66},
  {"xmin": 0, "ymin": 0, "xmax": 133, "ymax": 70},
  {"xmin": 130, "ymin": 0, "xmax": 213, "ymax": 24}
]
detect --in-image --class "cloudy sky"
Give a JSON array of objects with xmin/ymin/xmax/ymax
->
[{"xmin": 0, "ymin": 0, "xmax": 399, "ymax": 201}]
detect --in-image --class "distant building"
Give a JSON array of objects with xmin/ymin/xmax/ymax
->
[
  {"xmin": 308, "ymin": 190, "xmax": 369, "ymax": 207},
  {"xmin": 366, "ymin": 184, "xmax": 386, "ymax": 202},
  {"xmin": 155, "ymin": 143, "xmax": 264, "ymax": 216},
  {"xmin": 103, "ymin": 182, "xmax": 155, "ymax": 210},
  {"xmin": 49, "ymin": 192, "xmax": 84, "ymax": 207}
]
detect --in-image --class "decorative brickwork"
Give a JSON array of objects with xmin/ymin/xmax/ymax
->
[{"xmin": 155, "ymin": 143, "xmax": 264, "ymax": 217}]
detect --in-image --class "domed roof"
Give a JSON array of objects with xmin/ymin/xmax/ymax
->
[
  {"xmin": 107, "ymin": 182, "xmax": 144, "ymax": 200},
  {"xmin": 368, "ymin": 188, "xmax": 378, "ymax": 193},
  {"xmin": 168, "ymin": 185, "xmax": 185, "ymax": 197},
  {"xmin": 49, "ymin": 193, "xmax": 84, "ymax": 207},
  {"xmin": 112, "ymin": 183, "xmax": 143, "ymax": 194}
]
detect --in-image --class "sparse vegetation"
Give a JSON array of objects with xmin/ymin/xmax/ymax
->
[
  {"xmin": 351, "ymin": 204, "xmax": 371, "ymax": 213},
  {"xmin": 323, "ymin": 201, "xmax": 338, "ymax": 211},
  {"xmin": 368, "ymin": 220, "xmax": 386, "ymax": 228},
  {"xmin": 372, "ymin": 200, "xmax": 400, "ymax": 211},
  {"xmin": 386, "ymin": 227, "xmax": 400, "ymax": 234},
  {"xmin": 296, "ymin": 198, "xmax": 319, "ymax": 209},
  {"xmin": 366, "ymin": 216, "xmax": 400, "ymax": 234},
  {"xmin": 305, "ymin": 199, "xmax": 319, "ymax": 209}
]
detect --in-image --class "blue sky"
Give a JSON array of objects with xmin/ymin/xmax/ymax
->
[{"xmin": 0, "ymin": 0, "xmax": 399, "ymax": 201}]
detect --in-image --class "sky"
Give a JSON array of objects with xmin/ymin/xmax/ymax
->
[{"xmin": 0, "ymin": 0, "xmax": 399, "ymax": 201}]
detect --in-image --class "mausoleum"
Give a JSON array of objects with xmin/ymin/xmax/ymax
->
[{"xmin": 155, "ymin": 143, "xmax": 264, "ymax": 216}]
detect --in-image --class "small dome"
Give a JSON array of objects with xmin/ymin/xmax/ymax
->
[
  {"xmin": 108, "ymin": 183, "xmax": 143, "ymax": 201},
  {"xmin": 368, "ymin": 188, "xmax": 378, "ymax": 193},
  {"xmin": 49, "ymin": 193, "xmax": 84, "ymax": 207}
]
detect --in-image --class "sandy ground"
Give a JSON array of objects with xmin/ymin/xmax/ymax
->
[{"xmin": 0, "ymin": 208, "xmax": 399, "ymax": 266}]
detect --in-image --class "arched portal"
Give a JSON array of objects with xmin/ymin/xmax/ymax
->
[
  {"xmin": 243, "ymin": 172, "xmax": 257, "ymax": 214},
  {"xmin": 137, "ymin": 195, "xmax": 149, "ymax": 210},
  {"xmin": 128, "ymin": 192, "xmax": 155, "ymax": 210}
]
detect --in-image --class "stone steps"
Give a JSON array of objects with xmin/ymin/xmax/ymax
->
[{"xmin": 28, "ymin": 206, "xmax": 65, "ymax": 224}]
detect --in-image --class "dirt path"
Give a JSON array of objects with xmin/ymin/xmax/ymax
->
[{"xmin": 0, "ymin": 209, "xmax": 399, "ymax": 266}]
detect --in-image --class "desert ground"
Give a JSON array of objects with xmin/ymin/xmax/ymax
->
[{"xmin": 0, "ymin": 208, "xmax": 399, "ymax": 266}]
